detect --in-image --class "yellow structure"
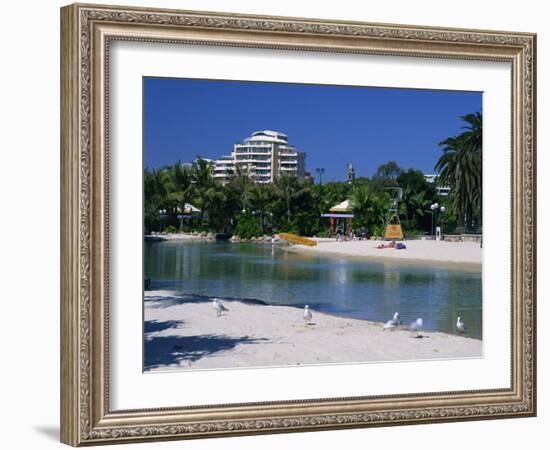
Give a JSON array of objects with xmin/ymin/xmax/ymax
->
[
  {"xmin": 384, "ymin": 223, "xmax": 404, "ymax": 240},
  {"xmin": 278, "ymin": 233, "xmax": 317, "ymax": 246}
]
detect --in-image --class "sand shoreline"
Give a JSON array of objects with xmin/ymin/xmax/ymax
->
[
  {"xmin": 286, "ymin": 239, "xmax": 482, "ymax": 266},
  {"xmin": 144, "ymin": 291, "xmax": 482, "ymax": 372},
  {"xmin": 146, "ymin": 235, "xmax": 482, "ymax": 266}
]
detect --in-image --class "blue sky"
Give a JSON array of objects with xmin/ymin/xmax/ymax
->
[{"xmin": 143, "ymin": 77, "xmax": 482, "ymax": 182}]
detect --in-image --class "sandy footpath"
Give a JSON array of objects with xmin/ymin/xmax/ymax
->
[
  {"xmin": 144, "ymin": 291, "xmax": 482, "ymax": 372},
  {"xmin": 287, "ymin": 239, "xmax": 482, "ymax": 266}
]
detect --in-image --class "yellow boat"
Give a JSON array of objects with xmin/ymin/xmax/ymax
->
[{"xmin": 278, "ymin": 233, "xmax": 317, "ymax": 247}]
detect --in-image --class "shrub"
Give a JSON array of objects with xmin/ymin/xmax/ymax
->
[
  {"xmin": 165, "ymin": 225, "xmax": 178, "ymax": 234},
  {"xmin": 369, "ymin": 224, "xmax": 384, "ymax": 237},
  {"xmin": 234, "ymin": 215, "xmax": 262, "ymax": 240},
  {"xmin": 315, "ymin": 229, "xmax": 330, "ymax": 238}
]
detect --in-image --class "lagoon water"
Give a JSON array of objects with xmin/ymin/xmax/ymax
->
[{"xmin": 145, "ymin": 240, "xmax": 482, "ymax": 339}]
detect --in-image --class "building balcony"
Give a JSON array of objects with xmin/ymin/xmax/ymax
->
[
  {"xmin": 236, "ymin": 153, "xmax": 271, "ymax": 161},
  {"xmin": 236, "ymin": 150, "xmax": 272, "ymax": 154}
]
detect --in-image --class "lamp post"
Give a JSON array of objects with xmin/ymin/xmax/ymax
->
[
  {"xmin": 316, "ymin": 167, "xmax": 325, "ymax": 185},
  {"xmin": 430, "ymin": 203, "xmax": 445, "ymax": 238},
  {"xmin": 158, "ymin": 209, "xmax": 167, "ymax": 232},
  {"xmin": 430, "ymin": 203, "xmax": 438, "ymax": 237}
]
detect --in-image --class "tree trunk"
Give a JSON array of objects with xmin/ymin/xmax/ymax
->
[{"xmin": 286, "ymin": 192, "xmax": 291, "ymax": 223}]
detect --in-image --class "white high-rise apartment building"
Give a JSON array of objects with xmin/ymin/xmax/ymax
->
[{"xmin": 212, "ymin": 130, "xmax": 306, "ymax": 184}]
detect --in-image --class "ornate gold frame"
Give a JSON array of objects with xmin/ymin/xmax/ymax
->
[{"xmin": 60, "ymin": 3, "xmax": 536, "ymax": 446}]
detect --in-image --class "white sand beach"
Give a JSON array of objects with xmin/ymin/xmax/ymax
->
[
  {"xmin": 286, "ymin": 239, "xmax": 482, "ymax": 266},
  {"xmin": 144, "ymin": 291, "xmax": 482, "ymax": 372}
]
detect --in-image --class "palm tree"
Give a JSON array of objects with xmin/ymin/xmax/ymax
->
[
  {"xmin": 406, "ymin": 190, "xmax": 430, "ymax": 226},
  {"xmin": 350, "ymin": 184, "xmax": 372, "ymax": 227},
  {"xmin": 144, "ymin": 168, "xmax": 170, "ymax": 206},
  {"xmin": 191, "ymin": 158, "xmax": 215, "ymax": 226},
  {"xmin": 229, "ymin": 165, "xmax": 253, "ymax": 213},
  {"xmin": 371, "ymin": 191, "xmax": 391, "ymax": 228},
  {"xmin": 144, "ymin": 168, "xmax": 173, "ymax": 232},
  {"xmin": 167, "ymin": 162, "xmax": 194, "ymax": 231},
  {"xmin": 435, "ymin": 112, "xmax": 482, "ymax": 232},
  {"xmin": 203, "ymin": 186, "xmax": 228, "ymax": 231},
  {"xmin": 273, "ymin": 175, "xmax": 310, "ymax": 223},
  {"xmin": 248, "ymin": 183, "xmax": 274, "ymax": 231}
]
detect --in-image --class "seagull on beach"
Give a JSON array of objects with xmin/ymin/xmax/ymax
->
[
  {"xmin": 409, "ymin": 318, "xmax": 424, "ymax": 337},
  {"xmin": 456, "ymin": 316, "xmax": 467, "ymax": 333},
  {"xmin": 212, "ymin": 298, "xmax": 229, "ymax": 317},
  {"xmin": 383, "ymin": 312, "xmax": 401, "ymax": 331},
  {"xmin": 303, "ymin": 305, "xmax": 313, "ymax": 325}
]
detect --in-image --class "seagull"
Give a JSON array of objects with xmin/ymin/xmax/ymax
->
[
  {"xmin": 303, "ymin": 305, "xmax": 313, "ymax": 325},
  {"xmin": 383, "ymin": 312, "xmax": 401, "ymax": 331},
  {"xmin": 212, "ymin": 298, "xmax": 229, "ymax": 317},
  {"xmin": 409, "ymin": 318, "xmax": 424, "ymax": 337},
  {"xmin": 456, "ymin": 316, "xmax": 467, "ymax": 333},
  {"xmin": 393, "ymin": 312, "xmax": 401, "ymax": 324}
]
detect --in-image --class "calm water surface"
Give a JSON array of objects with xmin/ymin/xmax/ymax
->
[{"xmin": 145, "ymin": 241, "xmax": 482, "ymax": 339}]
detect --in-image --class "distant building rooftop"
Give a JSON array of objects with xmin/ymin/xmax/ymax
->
[{"xmin": 244, "ymin": 130, "xmax": 288, "ymax": 144}]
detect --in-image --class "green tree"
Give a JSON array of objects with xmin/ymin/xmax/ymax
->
[
  {"xmin": 191, "ymin": 158, "xmax": 215, "ymax": 227},
  {"xmin": 203, "ymin": 186, "xmax": 228, "ymax": 231},
  {"xmin": 166, "ymin": 161, "xmax": 194, "ymax": 231},
  {"xmin": 248, "ymin": 183, "xmax": 274, "ymax": 232},
  {"xmin": 350, "ymin": 184, "xmax": 372, "ymax": 228},
  {"xmin": 234, "ymin": 214, "xmax": 263, "ymax": 239},
  {"xmin": 406, "ymin": 190, "xmax": 430, "ymax": 226},
  {"xmin": 273, "ymin": 175, "xmax": 310, "ymax": 224},
  {"xmin": 229, "ymin": 164, "xmax": 253, "ymax": 214},
  {"xmin": 435, "ymin": 112, "xmax": 482, "ymax": 232},
  {"xmin": 371, "ymin": 190, "xmax": 391, "ymax": 235},
  {"xmin": 144, "ymin": 168, "xmax": 172, "ymax": 232},
  {"xmin": 371, "ymin": 161, "xmax": 403, "ymax": 191}
]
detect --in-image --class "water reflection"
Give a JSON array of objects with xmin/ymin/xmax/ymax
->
[{"xmin": 145, "ymin": 241, "xmax": 482, "ymax": 339}]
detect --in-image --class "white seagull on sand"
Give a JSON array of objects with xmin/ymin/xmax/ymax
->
[
  {"xmin": 409, "ymin": 318, "xmax": 424, "ymax": 337},
  {"xmin": 383, "ymin": 312, "xmax": 401, "ymax": 331},
  {"xmin": 212, "ymin": 298, "xmax": 229, "ymax": 317},
  {"xmin": 303, "ymin": 305, "xmax": 313, "ymax": 325},
  {"xmin": 456, "ymin": 316, "xmax": 467, "ymax": 333}
]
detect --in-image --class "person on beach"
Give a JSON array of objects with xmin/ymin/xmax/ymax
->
[{"xmin": 377, "ymin": 240, "xmax": 396, "ymax": 249}]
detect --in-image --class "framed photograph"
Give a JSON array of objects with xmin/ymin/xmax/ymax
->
[{"xmin": 60, "ymin": 3, "xmax": 536, "ymax": 446}]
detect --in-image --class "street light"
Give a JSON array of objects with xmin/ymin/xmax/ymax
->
[
  {"xmin": 430, "ymin": 203, "xmax": 438, "ymax": 237},
  {"xmin": 316, "ymin": 167, "xmax": 325, "ymax": 185},
  {"xmin": 430, "ymin": 203, "xmax": 445, "ymax": 237},
  {"xmin": 158, "ymin": 209, "xmax": 167, "ymax": 233}
]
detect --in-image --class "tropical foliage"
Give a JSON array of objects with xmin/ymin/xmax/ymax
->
[
  {"xmin": 144, "ymin": 111, "xmax": 481, "ymax": 237},
  {"xmin": 435, "ymin": 112, "xmax": 482, "ymax": 232},
  {"xmin": 145, "ymin": 160, "xmax": 437, "ymax": 237}
]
